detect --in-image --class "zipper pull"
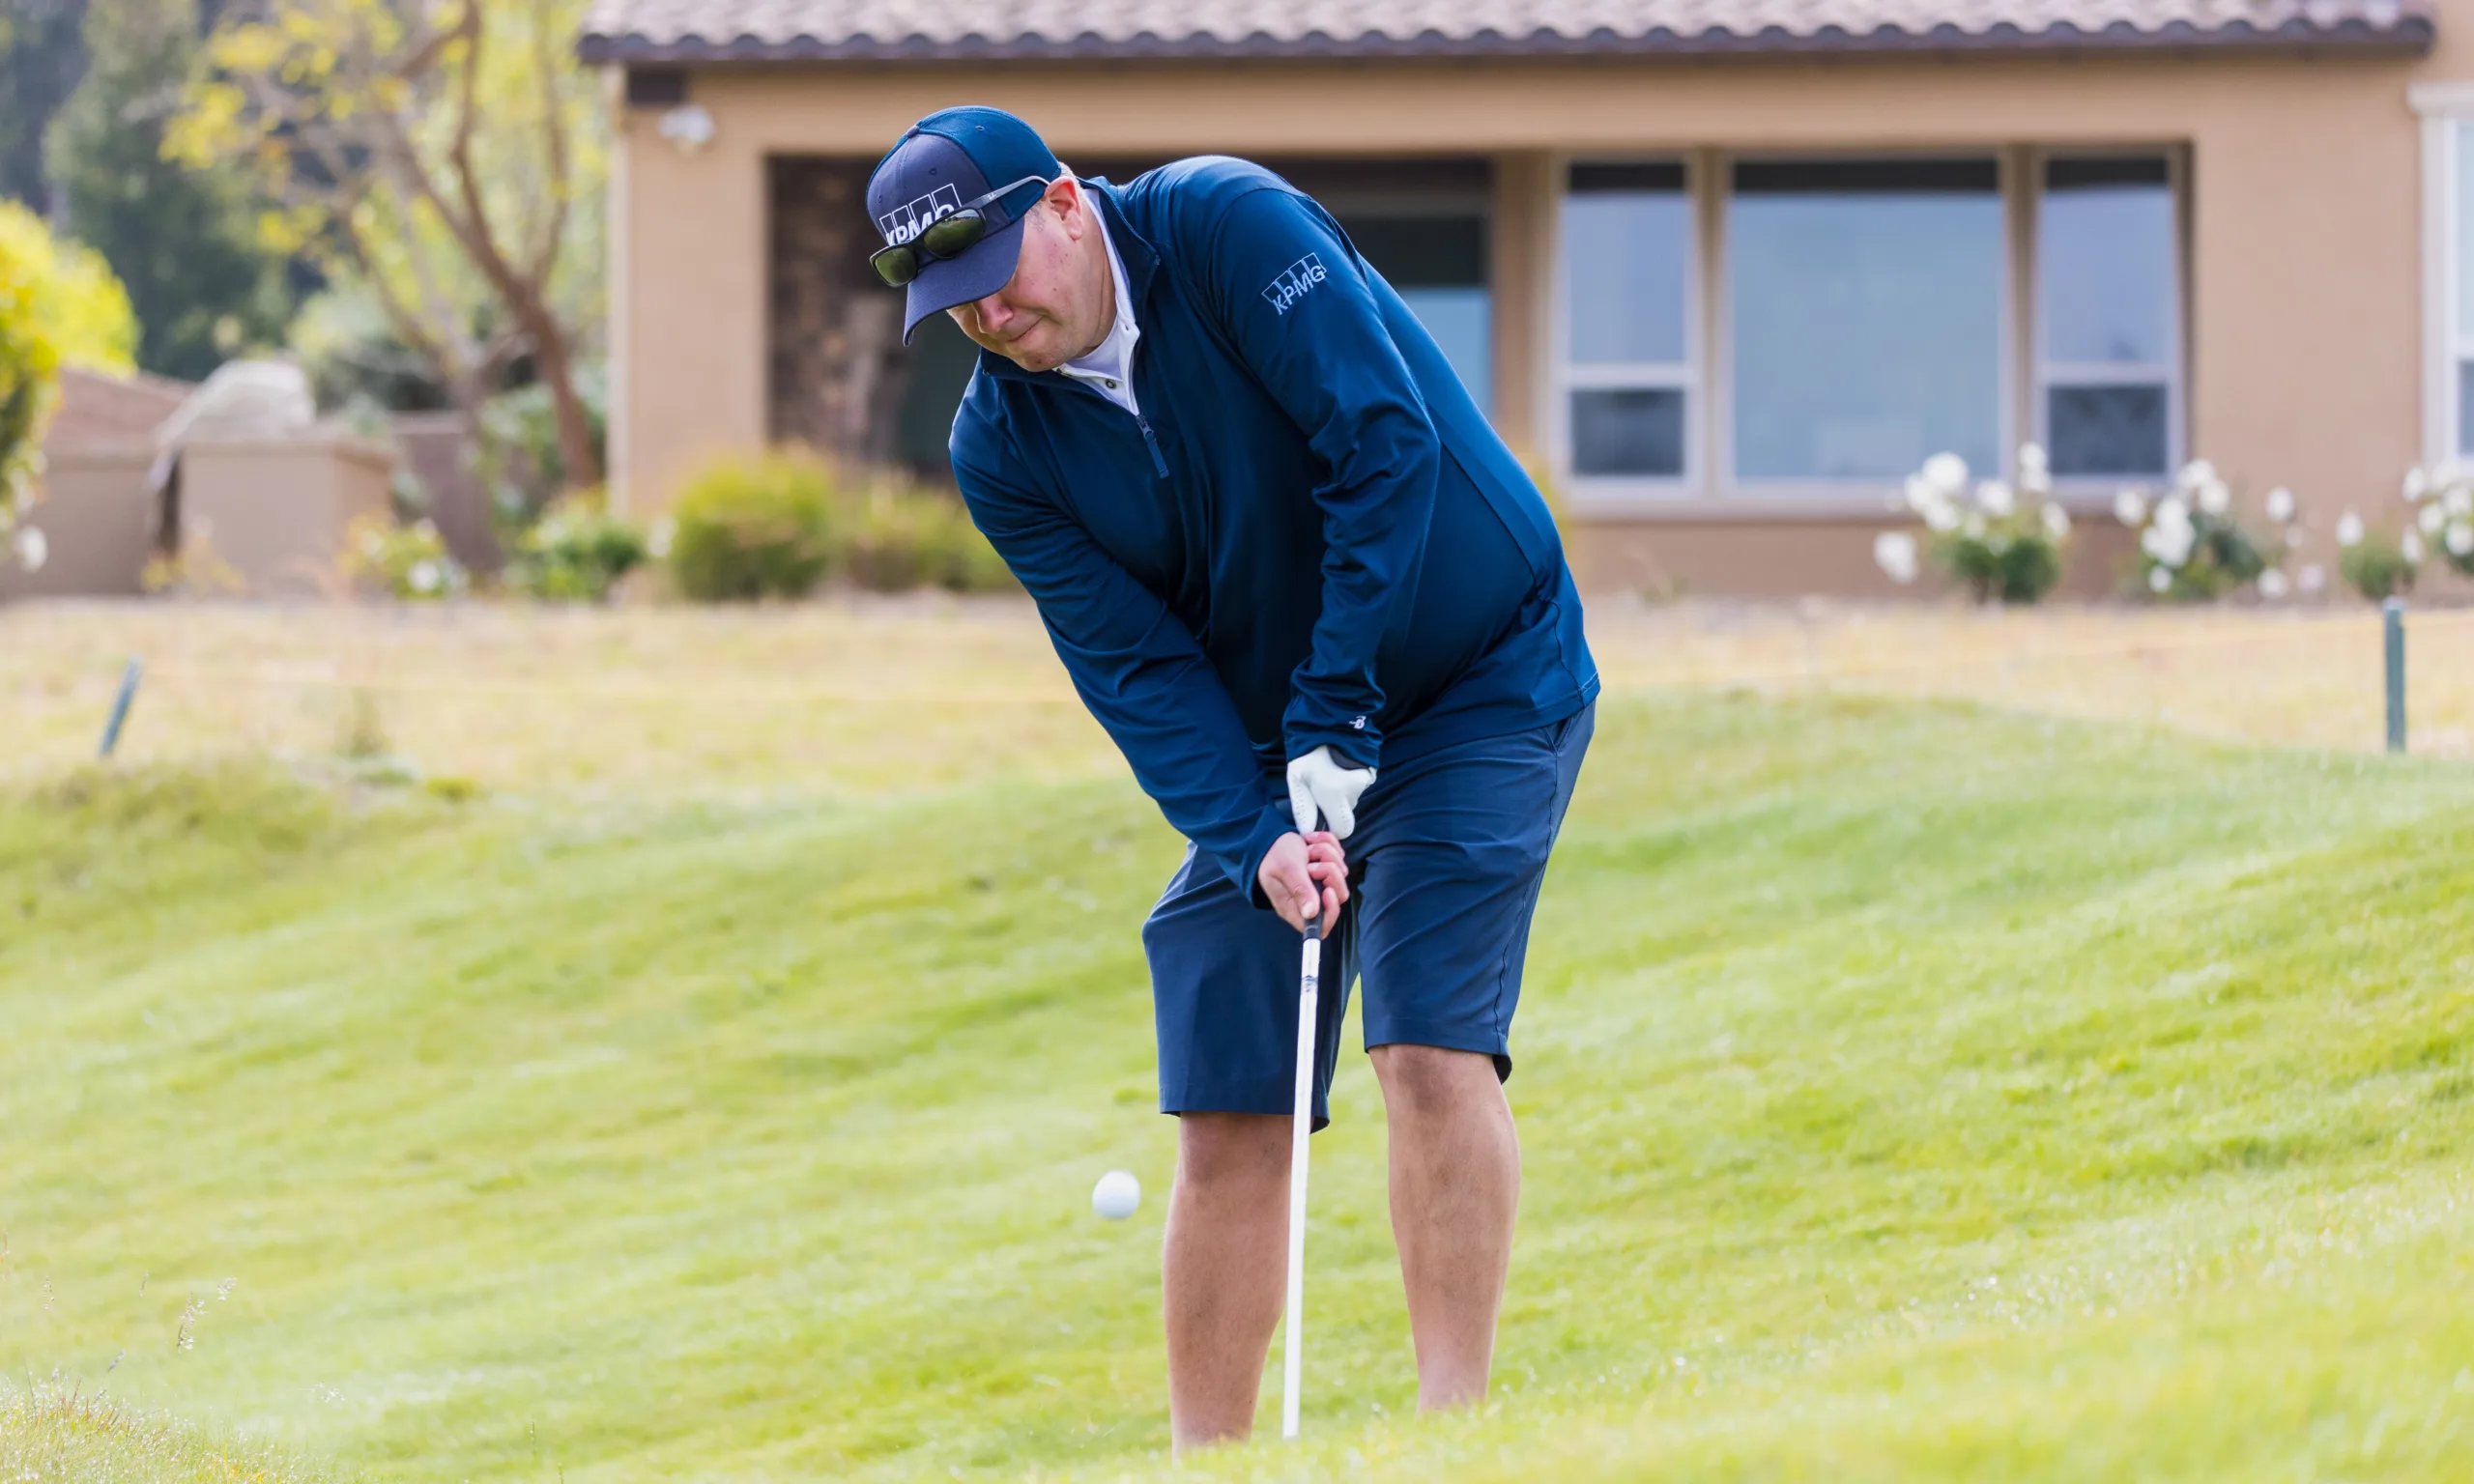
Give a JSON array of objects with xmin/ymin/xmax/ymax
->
[{"xmin": 1136, "ymin": 414, "xmax": 1170, "ymax": 478}]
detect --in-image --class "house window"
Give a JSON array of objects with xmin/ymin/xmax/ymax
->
[
  {"xmin": 1344, "ymin": 214, "xmax": 1492, "ymax": 414},
  {"xmin": 2037, "ymin": 157, "xmax": 2178, "ymax": 477},
  {"xmin": 1729, "ymin": 158, "xmax": 2005, "ymax": 483},
  {"xmin": 2456, "ymin": 120, "xmax": 2474, "ymax": 456},
  {"xmin": 1560, "ymin": 162, "xmax": 1693, "ymax": 480}
]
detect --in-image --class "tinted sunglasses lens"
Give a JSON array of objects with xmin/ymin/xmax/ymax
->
[
  {"xmin": 918, "ymin": 210, "xmax": 988, "ymax": 259},
  {"xmin": 871, "ymin": 244, "xmax": 919, "ymax": 288}
]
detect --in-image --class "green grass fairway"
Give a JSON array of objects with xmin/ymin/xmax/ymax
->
[{"xmin": 6, "ymin": 692, "xmax": 2474, "ymax": 1480}]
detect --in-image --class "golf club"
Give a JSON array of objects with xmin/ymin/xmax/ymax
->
[{"xmin": 1282, "ymin": 908, "xmax": 1321, "ymax": 1440}]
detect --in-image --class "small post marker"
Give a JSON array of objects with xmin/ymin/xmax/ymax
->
[
  {"xmin": 99, "ymin": 657, "xmax": 143, "ymax": 759},
  {"xmin": 2382, "ymin": 597, "xmax": 2406, "ymax": 755}
]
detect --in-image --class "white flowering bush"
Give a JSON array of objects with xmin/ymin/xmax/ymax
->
[
  {"xmin": 1875, "ymin": 443, "xmax": 2071, "ymax": 604},
  {"xmin": 2333, "ymin": 504, "xmax": 2420, "ymax": 602},
  {"xmin": 2400, "ymin": 465, "xmax": 2474, "ymax": 579},
  {"xmin": 343, "ymin": 512, "xmax": 468, "ymax": 601},
  {"xmin": 2114, "ymin": 460, "xmax": 2293, "ymax": 601}
]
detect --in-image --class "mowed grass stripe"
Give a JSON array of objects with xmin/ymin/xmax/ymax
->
[{"xmin": 4, "ymin": 692, "xmax": 2472, "ymax": 1480}]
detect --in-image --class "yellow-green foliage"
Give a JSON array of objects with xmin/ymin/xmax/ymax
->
[
  {"xmin": 0, "ymin": 220, "xmax": 62, "ymax": 521},
  {"xmin": 0, "ymin": 1379, "xmax": 345, "ymax": 1483},
  {"xmin": 0, "ymin": 199, "xmax": 139, "ymax": 376},
  {"xmin": 666, "ymin": 447, "xmax": 1014, "ymax": 601}
]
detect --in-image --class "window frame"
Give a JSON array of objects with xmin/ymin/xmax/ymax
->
[
  {"xmin": 1551, "ymin": 154, "xmax": 1705, "ymax": 506},
  {"xmin": 2028, "ymin": 147, "xmax": 2189, "ymax": 489},
  {"xmin": 2412, "ymin": 84, "xmax": 2474, "ymax": 469}
]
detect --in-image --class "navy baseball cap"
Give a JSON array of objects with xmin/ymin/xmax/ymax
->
[{"xmin": 867, "ymin": 106, "xmax": 1061, "ymax": 343}]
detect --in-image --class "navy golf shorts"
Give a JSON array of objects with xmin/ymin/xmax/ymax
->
[{"xmin": 1142, "ymin": 701, "xmax": 1594, "ymax": 1130}]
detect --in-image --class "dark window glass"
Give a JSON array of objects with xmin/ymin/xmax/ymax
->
[
  {"xmin": 2047, "ymin": 157, "xmax": 2170, "ymax": 190},
  {"xmin": 1571, "ymin": 162, "xmax": 1686, "ymax": 194},
  {"xmin": 624, "ymin": 67, "xmax": 687, "ymax": 107},
  {"xmin": 2048, "ymin": 385, "xmax": 2170, "ymax": 476},
  {"xmin": 1733, "ymin": 158, "xmax": 1999, "ymax": 195},
  {"xmin": 1571, "ymin": 388, "xmax": 1684, "ymax": 477},
  {"xmin": 1338, "ymin": 215, "xmax": 1486, "ymax": 289}
]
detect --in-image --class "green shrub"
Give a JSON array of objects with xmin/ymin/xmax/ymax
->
[
  {"xmin": 844, "ymin": 477, "xmax": 1016, "ymax": 594},
  {"xmin": 2338, "ymin": 526, "xmax": 2418, "ymax": 602},
  {"xmin": 507, "ymin": 497, "xmax": 647, "ymax": 602},
  {"xmin": 666, "ymin": 451, "xmax": 838, "ymax": 601},
  {"xmin": 663, "ymin": 450, "xmax": 1014, "ymax": 602},
  {"xmin": 343, "ymin": 513, "xmax": 468, "ymax": 600}
]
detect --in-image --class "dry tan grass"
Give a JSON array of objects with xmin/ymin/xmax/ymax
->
[{"xmin": 5, "ymin": 595, "xmax": 2470, "ymax": 795}]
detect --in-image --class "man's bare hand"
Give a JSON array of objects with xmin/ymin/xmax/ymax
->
[{"xmin": 1259, "ymin": 830, "xmax": 1349, "ymax": 934}]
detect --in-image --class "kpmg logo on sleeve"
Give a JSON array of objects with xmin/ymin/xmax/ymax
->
[
  {"xmin": 1261, "ymin": 254, "xmax": 1328, "ymax": 315},
  {"xmin": 877, "ymin": 185, "xmax": 964, "ymax": 246}
]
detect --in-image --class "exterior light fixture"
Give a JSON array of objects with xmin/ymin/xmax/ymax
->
[{"xmin": 658, "ymin": 103, "xmax": 715, "ymax": 154}]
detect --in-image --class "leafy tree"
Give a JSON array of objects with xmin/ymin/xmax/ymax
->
[
  {"xmin": 0, "ymin": 198, "xmax": 138, "ymax": 549},
  {"xmin": 172, "ymin": 0, "xmax": 606, "ymax": 494},
  {"xmin": 0, "ymin": 0, "xmax": 87, "ymax": 212},
  {"xmin": 0, "ymin": 196, "xmax": 139, "ymax": 373},
  {"xmin": 43, "ymin": 0, "xmax": 290, "ymax": 381}
]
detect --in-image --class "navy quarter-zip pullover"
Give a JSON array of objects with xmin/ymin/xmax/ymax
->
[{"xmin": 950, "ymin": 157, "xmax": 1598, "ymax": 900}]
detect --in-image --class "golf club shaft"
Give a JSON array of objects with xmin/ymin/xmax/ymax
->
[{"xmin": 1282, "ymin": 920, "xmax": 1320, "ymax": 1440}]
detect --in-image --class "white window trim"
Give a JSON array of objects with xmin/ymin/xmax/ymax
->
[
  {"xmin": 2410, "ymin": 82, "xmax": 2474, "ymax": 469},
  {"xmin": 1552, "ymin": 155, "xmax": 1702, "ymax": 509},
  {"xmin": 2028, "ymin": 146, "xmax": 2189, "ymax": 489}
]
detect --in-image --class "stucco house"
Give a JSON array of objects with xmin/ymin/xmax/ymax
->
[{"xmin": 579, "ymin": 0, "xmax": 2473, "ymax": 595}]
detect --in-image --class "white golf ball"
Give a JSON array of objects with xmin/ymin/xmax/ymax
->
[{"xmin": 1092, "ymin": 1169, "xmax": 1141, "ymax": 1220}]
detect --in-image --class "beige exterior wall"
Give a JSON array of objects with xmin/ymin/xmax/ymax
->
[
  {"xmin": 179, "ymin": 436, "xmax": 396, "ymax": 598},
  {"xmin": 611, "ymin": 15, "xmax": 2474, "ymax": 593}
]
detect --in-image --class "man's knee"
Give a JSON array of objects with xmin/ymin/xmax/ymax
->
[
  {"xmin": 1176, "ymin": 1112, "xmax": 1290, "ymax": 1191},
  {"xmin": 1370, "ymin": 1043, "xmax": 1503, "ymax": 1122}
]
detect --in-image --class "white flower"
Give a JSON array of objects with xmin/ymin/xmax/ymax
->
[
  {"xmin": 11, "ymin": 526, "xmax": 44, "ymax": 572},
  {"xmin": 1921, "ymin": 452, "xmax": 1969, "ymax": 497},
  {"xmin": 2147, "ymin": 565, "xmax": 2172, "ymax": 593},
  {"xmin": 408, "ymin": 558, "xmax": 443, "ymax": 594},
  {"xmin": 1976, "ymin": 479, "xmax": 2016, "ymax": 518},
  {"xmin": 2153, "ymin": 496, "xmax": 2193, "ymax": 536},
  {"xmin": 2404, "ymin": 467, "xmax": 2431, "ymax": 501},
  {"xmin": 2018, "ymin": 442, "xmax": 2051, "ymax": 494},
  {"xmin": 2142, "ymin": 520, "xmax": 2195, "ymax": 569},
  {"xmin": 2263, "ymin": 486, "xmax": 2295, "ymax": 524},
  {"xmin": 2336, "ymin": 511, "xmax": 2365, "ymax": 548},
  {"xmin": 2298, "ymin": 562, "xmax": 2327, "ymax": 595},
  {"xmin": 2114, "ymin": 489, "xmax": 2149, "ymax": 527},
  {"xmin": 2450, "ymin": 522, "xmax": 2474, "ymax": 556},
  {"xmin": 2420, "ymin": 500, "xmax": 2447, "ymax": 536},
  {"xmin": 2041, "ymin": 502, "xmax": 2072, "ymax": 540},
  {"xmin": 648, "ymin": 517, "xmax": 676, "ymax": 559},
  {"xmin": 2402, "ymin": 530, "xmax": 2427, "ymax": 564},
  {"xmin": 2197, "ymin": 478, "xmax": 2232, "ymax": 517},
  {"xmin": 2447, "ymin": 486, "xmax": 2474, "ymax": 519},
  {"xmin": 1873, "ymin": 530, "xmax": 1919, "ymax": 585},
  {"xmin": 2258, "ymin": 568, "xmax": 2290, "ymax": 599},
  {"xmin": 2176, "ymin": 459, "xmax": 2217, "ymax": 493},
  {"xmin": 1962, "ymin": 511, "xmax": 1989, "ymax": 540}
]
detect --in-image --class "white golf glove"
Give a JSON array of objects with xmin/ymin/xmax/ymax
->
[{"xmin": 1286, "ymin": 745, "xmax": 1376, "ymax": 840}]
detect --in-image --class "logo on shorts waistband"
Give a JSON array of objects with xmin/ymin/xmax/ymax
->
[
  {"xmin": 1261, "ymin": 254, "xmax": 1327, "ymax": 316},
  {"xmin": 877, "ymin": 185, "xmax": 964, "ymax": 246}
]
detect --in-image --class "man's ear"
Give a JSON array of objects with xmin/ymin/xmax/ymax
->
[{"xmin": 1046, "ymin": 175, "xmax": 1087, "ymax": 240}]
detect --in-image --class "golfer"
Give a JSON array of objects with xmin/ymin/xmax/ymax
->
[{"xmin": 866, "ymin": 107, "xmax": 1597, "ymax": 1446}]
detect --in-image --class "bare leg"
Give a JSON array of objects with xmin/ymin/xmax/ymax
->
[
  {"xmin": 1368, "ymin": 1044, "xmax": 1519, "ymax": 1412},
  {"xmin": 1163, "ymin": 1111, "xmax": 1290, "ymax": 1451}
]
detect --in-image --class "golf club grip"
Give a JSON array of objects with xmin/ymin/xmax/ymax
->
[{"xmin": 1282, "ymin": 932, "xmax": 1320, "ymax": 1439}]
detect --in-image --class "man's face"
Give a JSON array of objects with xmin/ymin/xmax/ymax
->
[{"xmin": 946, "ymin": 177, "xmax": 1111, "ymax": 374}]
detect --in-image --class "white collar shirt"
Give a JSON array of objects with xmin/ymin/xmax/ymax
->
[{"xmin": 1056, "ymin": 179, "xmax": 1141, "ymax": 417}]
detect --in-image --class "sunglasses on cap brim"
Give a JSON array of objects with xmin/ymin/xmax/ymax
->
[{"xmin": 870, "ymin": 174, "xmax": 1054, "ymax": 289}]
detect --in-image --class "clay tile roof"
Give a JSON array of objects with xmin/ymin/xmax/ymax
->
[{"xmin": 577, "ymin": 0, "xmax": 2434, "ymax": 64}]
